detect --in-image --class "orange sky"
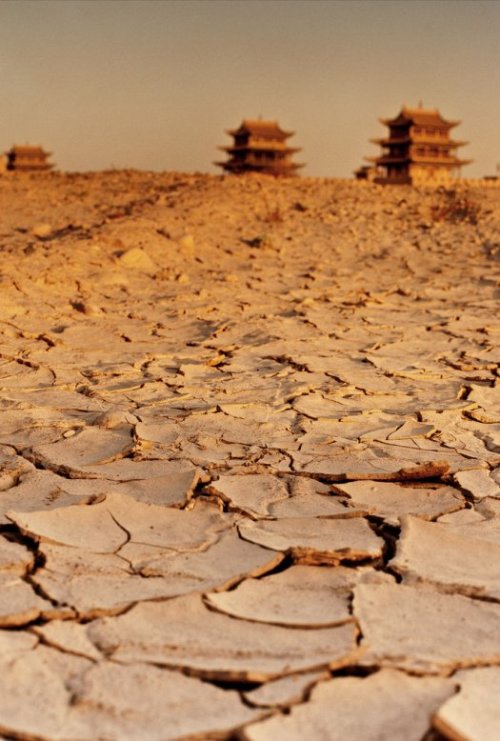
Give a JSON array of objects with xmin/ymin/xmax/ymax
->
[{"xmin": 0, "ymin": 0, "xmax": 499, "ymax": 177}]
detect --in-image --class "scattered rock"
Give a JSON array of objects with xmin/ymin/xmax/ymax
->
[
  {"xmin": 31, "ymin": 223, "xmax": 52, "ymax": 238},
  {"xmin": 116, "ymin": 246, "xmax": 155, "ymax": 270}
]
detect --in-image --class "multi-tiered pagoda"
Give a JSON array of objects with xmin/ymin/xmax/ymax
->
[
  {"xmin": 6, "ymin": 145, "xmax": 54, "ymax": 172},
  {"xmin": 367, "ymin": 106, "xmax": 471, "ymax": 185},
  {"xmin": 216, "ymin": 119, "xmax": 303, "ymax": 176}
]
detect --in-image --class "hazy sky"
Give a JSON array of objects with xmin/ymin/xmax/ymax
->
[{"xmin": 0, "ymin": 0, "xmax": 499, "ymax": 177}]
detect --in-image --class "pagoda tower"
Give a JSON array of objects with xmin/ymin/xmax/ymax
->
[
  {"xmin": 6, "ymin": 145, "xmax": 54, "ymax": 172},
  {"xmin": 367, "ymin": 106, "xmax": 471, "ymax": 185},
  {"xmin": 216, "ymin": 119, "xmax": 303, "ymax": 176}
]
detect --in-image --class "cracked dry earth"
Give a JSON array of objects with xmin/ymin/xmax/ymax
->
[{"xmin": 0, "ymin": 171, "xmax": 499, "ymax": 741}]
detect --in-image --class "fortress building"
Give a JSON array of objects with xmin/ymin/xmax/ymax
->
[
  {"xmin": 367, "ymin": 106, "xmax": 471, "ymax": 185},
  {"xmin": 6, "ymin": 145, "xmax": 54, "ymax": 172},
  {"xmin": 354, "ymin": 164, "xmax": 379, "ymax": 181},
  {"xmin": 216, "ymin": 119, "xmax": 303, "ymax": 176}
]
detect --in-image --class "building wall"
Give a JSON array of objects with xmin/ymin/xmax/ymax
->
[{"xmin": 409, "ymin": 165, "xmax": 455, "ymax": 186}]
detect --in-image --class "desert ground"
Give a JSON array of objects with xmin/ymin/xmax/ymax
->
[{"xmin": 0, "ymin": 170, "xmax": 499, "ymax": 739}]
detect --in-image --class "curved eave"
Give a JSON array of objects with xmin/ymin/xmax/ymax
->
[
  {"xmin": 373, "ymin": 139, "xmax": 468, "ymax": 152},
  {"xmin": 226, "ymin": 126, "xmax": 294, "ymax": 139},
  {"xmin": 220, "ymin": 145, "xmax": 301, "ymax": 155},
  {"xmin": 371, "ymin": 137, "xmax": 411, "ymax": 146},
  {"xmin": 9, "ymin": 147, "xmax": 52, "ymax": 154},
  {"xmin": 410, "ymin": 140, "xmax": 468, "ymax": 149},
  {"xmin": 374, "ymin": 137, "xmax": 465, "ymax": 147},
  {"xmin": 410, "ymin": 157, "xmax": 467, "ymax": 166},
  {"xmin": 374, "ymin": 158, "xmax": 411, "ymax": 165},
  {"xmin": 219, "ymin": 159, "xmax": 304, "ymax": 169},
  {"xmin": 373, "ymin": 155, "xmax": 473, "ymax": 167},
  {"xmin": 379, "ymin": 117, "xmax": 411, "ymax": 128},
  {"xmin": 380, "ymin": 114, "xmax": 460, "ymax": 129}
]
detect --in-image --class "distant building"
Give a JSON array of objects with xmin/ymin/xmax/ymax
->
[
  {"xmin": 6, "ymin": 145, "xmax": 54, "ymax": 172},
  {"xmin": 353, "ymin": 164, "xmax": 380, "ymax": 181},
  {"xmin": 484, "ymin": 163, "xmax": 500, "ymax": 181},
  {"xmin": 216, "ymin": 119, "xmax": 303, "ymax": 176},
  {"xmin": 366, "ymin": 106, "xmax": 471, "ymax": 185}
]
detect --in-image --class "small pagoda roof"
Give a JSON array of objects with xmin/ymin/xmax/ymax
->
[
  {"xmin": 380, "ymin": 106, "xmax": 459, "ymax": 129},
  {"xmin": 8, "ymin": 144, "xmax": 52, "ymax": 155},
  {"xmin": 227, "ymin": 119, "xmax": 294, "ymax": 139}
]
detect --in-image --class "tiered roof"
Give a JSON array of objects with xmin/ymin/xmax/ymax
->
[
  {"xmin": 6, "ymin": 144, "xmax": 54, "ymax": 172},
  {"xmin": 216, "ymin": 119, "xmax": 303, "ymax": 175},
  {"xmin": 227, "ymin": 119, "xmax": 294, "ymax": 140},
  {"xmin": 380, "ymin": 106, "xmax": 459, "ymax": 129},
  {"xmin": 365, "ymin": 105, "xmax": 472, "ymax": 183}
]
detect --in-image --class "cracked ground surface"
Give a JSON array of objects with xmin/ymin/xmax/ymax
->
[{"xmin": 0, "ymin": 170, "xmax": 499, "ymax": 739}]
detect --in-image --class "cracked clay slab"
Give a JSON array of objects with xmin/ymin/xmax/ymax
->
[
  {"xmin": 0, "ymin": 629, "xmax": 38, "ymax": 660},
  {"xmin": 453, "ymin": 469, "xmax": 500, "ymax": 500},
  {"xmin": 86, "ymin": 593, "xmax": 358, "ymax": 681},
  {"xmin": 121, "ymin": 528, "xmax": 283, "ymax": 583},
  {"xmin": 0, "ymin": 535, "xmax": 33, "ymax": 574},
  {"xmin": 33, "ymin": 620, "xmax": 103, "ymax": 661},
  {"xmin": 8, "ymin": 493, "xmax": 229, "ymax": 554},
  {"xmin": 433, "ymin": 666, "xmax": 500, "ymax": 741},
  {"xmin": 0, "ymin": 645, "xmax": 261, "ymax": 740},
  {"xmin": 34, "ymin": 531, "xmax": 283, "ymax": 616},
  {"xmin": 0, "ymin": 449, "xmax": 35, "ymax": 487},
  {"xmin": 296, "ymin": 453, "xmax": 451, "ymax": 482},
  {"xmin": 205, "ymin": 564, "xmax": 357, "ymax": 627},
  {"xmin": 30, "ymin": 426, "xmax": 134, "ymax": 472},
  {"xmin": 268, "ymin": 484, "xmax": 356, "ymax": 518},
  {"xmin": 390, "ymin": 515, "xmax": 500, "ymax": 600},
  {"xmin": 206, "ymin": 473, "xmax": 289, "ymax": 518},
  {"xmin": 0, "ymin": 573, "xmax": 54, "ymax": 626},
  {"xmin": 0, "ymin": 469, "xmax": 96, "ymax": 525},
  {"xmin": 266, "ymin": 492, "xmax": 354, "ymax": 523},
  {"xmin": 332, "ymin": 480, "xmax": 465, "ymax": 526},
  {"xmin": 243, "ymin": 669, "xmax": 329, "ymax": 708},
  {"xmin": 354, "ymin": 582, "xmax": 500, "ymax": 674},
  {"xmin": 238, "ymin": 516, "xmax": 383, "ymax": 564},
  {"xmin": 242, "ymin": 669, "xmax": 455, "ymax": 741},
  {"xmin": 2, "ymin": 467, "xmax": 200, "ymax": 520},
  {"xmin": 2, "ymin": 171, "xmax": 500, "ymax": 739},
  {"xmin": 30, "ymin": 545, "xmax": 201, "ymax": 618},
  {"xmin": 437, "ymin": 503, "xmax": 500, "ymax": 546}
]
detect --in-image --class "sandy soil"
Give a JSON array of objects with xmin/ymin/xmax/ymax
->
[{"xmin": 0, "ymin": 170, "xmax": 499, "ymax": 739}]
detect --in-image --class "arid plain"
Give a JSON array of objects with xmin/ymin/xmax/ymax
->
[{"xmin": 0, "ymin": 171, "xmax": 499, "ymax": 739}]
